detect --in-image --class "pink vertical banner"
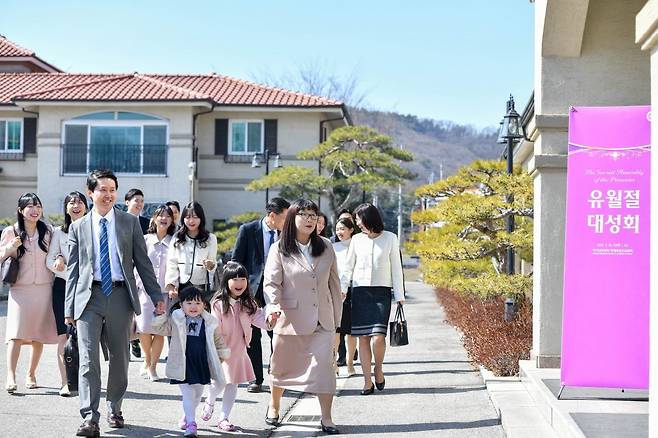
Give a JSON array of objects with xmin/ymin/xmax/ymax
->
[{"xmin": 562, "ymin": 106, "xmax": 650, "ymax": 389}]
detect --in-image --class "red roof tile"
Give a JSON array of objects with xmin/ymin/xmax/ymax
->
[
  {"xmin": 0, "ymin": 36, "xmax": 33, "ymax": 57},
  {"xmin": 0, "ymin": 72, "xmax": 343, "ymax": 108}
]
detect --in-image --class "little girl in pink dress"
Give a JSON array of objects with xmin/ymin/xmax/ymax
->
[{"xmin": 202, "ymin": 261, "xmax": 279, "ymax": 431}]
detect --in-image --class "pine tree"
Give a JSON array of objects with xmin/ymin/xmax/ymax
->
[{"xmin": 408, "ymin": 160, "xmax": 533, "ymax": 300}]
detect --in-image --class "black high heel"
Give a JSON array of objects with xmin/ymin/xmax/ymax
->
[
  {"xmin": 265, "ymin": 405, "xmax": 280, "ymax": 426},
  {"xmin": 320, "ymin": 420, "xmax": 340, "ymax": 434},
  {"xmin": 375, "ymin": 378, "xmax": 386, "ymax": 391},
  {"xmin": 360, "ymin": 383, "xmax": 375, "ymax": 395}
]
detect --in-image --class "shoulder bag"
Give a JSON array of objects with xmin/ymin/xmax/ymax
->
[
  {"xmin": 2, "ymin": 226, "xmax": 20, "ymax": 285},
  {"xmin": 389, "ymin": 302, "xmax": 409, "ymax": 347}
]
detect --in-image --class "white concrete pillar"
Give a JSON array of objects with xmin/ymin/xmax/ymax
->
[{"xmin": 636, "ymin": 2, "xmax": 658, "ymax": 435}]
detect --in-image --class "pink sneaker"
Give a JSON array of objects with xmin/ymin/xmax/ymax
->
[
  {"xmin": 201, "ymin": 402, "xmax": 214, "ymax": 421},
  {"xmin": 184, "ymin": 421, "xmax": 198, "ymax": 437},
  {"xmin": 217, "ymin": 419, "xmax": 237, "ymax": 432},
  {"xmin": 178, "ymin": 415, "xmax": 186, "ymax": 430}
]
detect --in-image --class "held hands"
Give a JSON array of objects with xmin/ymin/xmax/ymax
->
[
  {"xmin": 397, "ymin": 300, "xmax": 405, "ymax": 306},
  {"xmin": 166, "ymin": 284, "xmax": 179, "ymax": 300},
  {"xmin": 53, "ymin": 255, "xmax": 66, "ymax": 272},
  {"xmin": 154, "ymin": 300, "xmax": 166, "ymax": 315},
  {"xmin": 267, "ymin": 311, "xmax": 281, "ymax": 325},
  {"xmin": 64, "ymin": 317, "xmax": 76, "ymax": 327},
  {"xmin": 202, "ymin": 259, "xmax": 216, "ymax": 271}
]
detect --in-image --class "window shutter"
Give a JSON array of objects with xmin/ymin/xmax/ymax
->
[
  {"xmin": 214, "ymin": 119, "xmax": 228, "ymax": 155},
  {"xmin": 264, "ymin": 119, "xmax": 278, "ymax": 154},
  {"xmin": 23, "ymin": 118, "xmax": 37, "ymax": 154}
]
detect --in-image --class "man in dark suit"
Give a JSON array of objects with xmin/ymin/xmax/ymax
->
[
  {"xmin": 124, "ymin": 188, "xmax": 149, "ymax": 358},
  {"xmin": 125, "ymin": 188, "xmax": 150, "ymax": 235},
  {"xmin": 232, "ymin": 197, "xmax": 289, "ymax": 392},
  {"xmin": 65, "ymin": 170, "xmax": 165, "ymax": 437}
]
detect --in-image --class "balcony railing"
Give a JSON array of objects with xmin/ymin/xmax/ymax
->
[
  {"xmin": 61, "ymin": 144, "xmax": 167, "ymax": 175},
  {"xmin": 0, "ymin": 151, "xmax": 25, "ymax": 161}
]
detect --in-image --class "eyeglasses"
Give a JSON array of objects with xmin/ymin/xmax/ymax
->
[{"xmin": 297, "ymin": 212, "xmax": 319, "ymax": 221}]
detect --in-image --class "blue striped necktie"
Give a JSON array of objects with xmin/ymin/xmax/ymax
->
[{"xmin": 99, "ymin": 217, "xmax": 112, "ymax": 296}]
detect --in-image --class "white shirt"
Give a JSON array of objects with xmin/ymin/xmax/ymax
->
[
  {"xmin": 91, "ymin": 208, "xmax": 124, "ymax": 281},
  {"xmin": 46, "ymin": 227, "xmax": 69, "ymax": 280},
  {"xmin": 262, "ymin": 218, "xmax": 277, "ymax": 261},
  {"xmin": 340, "ymin": 230, "xmax": 404, "ymax": 302},
  {"xmin": 332, "ymin": 238, "xmax": 351, "ymax": 278},
  {"xmin": 296, "ymin": 240, "xmax": 313, "ymax": 266}
]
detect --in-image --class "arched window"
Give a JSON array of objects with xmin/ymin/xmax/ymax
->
[{"xmin": 62, "ymin": 111, "xmax": 168, "ymax": 175}]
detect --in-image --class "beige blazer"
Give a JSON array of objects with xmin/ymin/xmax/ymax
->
[{"xmin": 263, "ymin": 237, "xmax": 342, "ymax": 336}]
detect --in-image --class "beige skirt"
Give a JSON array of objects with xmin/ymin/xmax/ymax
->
[
  {"xmin": 6, "ymin": 283, "xmax": 59, "ymax": 344},
  {"xmin": 270, "ymin": 325, "xmax": 336, "ymax": 394}
]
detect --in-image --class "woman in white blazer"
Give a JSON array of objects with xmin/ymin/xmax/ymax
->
[
  {"xmin": 46, "ymin": 191, "xmax": 88, "ymax": 396},
  {"xmin": 264, "ymin": 199, "xmax": 342, "ymax": 435},
  {"xmin": 341, "ymin": 203, "xmax": 405, "ymax": 396},
  {"xmin": 165, "ymin": 202, "xmax": 217, "ymax": 304}
]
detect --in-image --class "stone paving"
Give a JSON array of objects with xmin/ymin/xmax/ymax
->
[{"xmin": 0, "ymin": 280, "xmax": 505, "ymax": 437}]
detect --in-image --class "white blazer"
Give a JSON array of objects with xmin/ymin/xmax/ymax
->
[{"xmin": 165, "ymin": 234, "xmax": 217, "ymax": 287}]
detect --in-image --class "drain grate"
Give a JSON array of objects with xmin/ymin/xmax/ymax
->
[{"xmin": 287, "ymin": 415, "xmax": 322, "ymax": 422}]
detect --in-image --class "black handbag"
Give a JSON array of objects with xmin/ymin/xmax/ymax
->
[
  {"xmin": 2, "ymin": 226, "xmax": 20, "ymax": 285},
  {"xmin": 64, "ymin": 325, "xmax": 79, "ymax": 392},
  {"xmin": 389, "ymin": 303, "xmax": 409, "ymax": 347}
]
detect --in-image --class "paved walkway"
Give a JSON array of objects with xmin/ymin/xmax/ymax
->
[{"xmin": 0, "ymin": 280, "xmax": 505, "ymax": 437}]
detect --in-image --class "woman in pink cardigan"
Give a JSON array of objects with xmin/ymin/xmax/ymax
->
[{"xmin": 1, "ymin": 193, "xmax": 57, "ymax": 394}]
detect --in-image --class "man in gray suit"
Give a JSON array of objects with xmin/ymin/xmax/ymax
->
[{"xmin": 64, "ymin": 169, "xmax": 165, "ymax": 437}]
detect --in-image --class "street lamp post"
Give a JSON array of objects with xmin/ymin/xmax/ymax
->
[
  {"xmin": 252, "ymin": 149, "xmax": 282, "ymax": 203},
  {"xmin": 497, "ymin": 94, "xmax": 526, "ymax": 320}
]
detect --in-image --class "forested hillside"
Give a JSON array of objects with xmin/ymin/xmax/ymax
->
[{"xmin": 351, "ymin": 108, "xmax": 501, "ymax": 188}]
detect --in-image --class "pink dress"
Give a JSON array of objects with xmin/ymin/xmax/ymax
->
[
  {"xmin": 135, "ymin": 234, "xmax": 172, "ymax": 334},
  {"xmin": 1, "ymin": 225, "xmax": 57, "ymax": 344},
  {"xmin": 212, "ymin": 298, "xmax": 269, "ymax": 384}
]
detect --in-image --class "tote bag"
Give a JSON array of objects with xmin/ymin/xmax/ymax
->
[{"xmin": 389, "ymin": 303, "xmax": 409, "ymax": 347}]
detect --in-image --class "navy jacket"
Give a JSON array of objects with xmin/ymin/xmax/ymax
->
[{"xmin": 231, "ymin": 219, "xmax": 266, "ymax": 303}]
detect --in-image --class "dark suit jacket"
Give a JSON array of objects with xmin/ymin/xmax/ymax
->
[
  {"xmin": 231, "ymin": 219, "xmax": 267, "ymax": 302},
  {"xmin": 138, "ymin": 215, "xmax": 149, "ymax": 235},
  {"xmin": 65, "ymin": 209, "xmax": 163, "ymax": 320}
]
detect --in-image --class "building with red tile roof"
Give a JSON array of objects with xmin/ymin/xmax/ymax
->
[{"xmin": 0, "ymin": 37, "xmax": 350, "ymax": 221}]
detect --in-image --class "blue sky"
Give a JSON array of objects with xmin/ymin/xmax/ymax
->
[{"xmin": 1, "ymin": 1, "xmax": 534, "ymax": 129}]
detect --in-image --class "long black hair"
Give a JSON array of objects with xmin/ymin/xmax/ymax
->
[
  {"xmin": 213, "ymin": 261, "xmax": 257, "ymax": 316},
  {"xmin": 146, "ymin": 205, "xmax": 176, "ymax": 236},
  {"xmin": 316, "ymin": 211, "xmax": 329, "ymax": 237},
  {"xmin": 279, "ymin": 199, "xmax": 327, "ymax": 258},
  {"xmin": 61, "ymin": 191, "xmax": 88, "ymax": 233},
  {"xmin": 174, "ymin": 201, "xmax": 210, "ymax": 247},
  {"xmin": 16, "ymin": 192, "xmax": 50, "ymax": 258}
]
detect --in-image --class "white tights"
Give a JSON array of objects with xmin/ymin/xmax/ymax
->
[
  {"xmin": 179, "ymin": 384, "xmax": 205, "ymax": 423},
  {"xmin": 206, "ymin": 381, "xmax": 238, "ymax": 421}
]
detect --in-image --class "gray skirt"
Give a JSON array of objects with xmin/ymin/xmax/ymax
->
[{"xmin": 351, "ymin": 286, "xmax": 392, "ymax": 336}]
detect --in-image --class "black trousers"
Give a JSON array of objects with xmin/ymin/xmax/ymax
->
[
  {"xmin": 248, "ymin": 281, "xmax": 273, "ymax": 384},
  {"xmin": 247, "ymin": 326, "xmax": 273, "ymax": 385}
]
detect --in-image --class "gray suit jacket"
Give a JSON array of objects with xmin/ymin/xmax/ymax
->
[{"xmin": 64, "ymin": 208, "xmax": 163, "ymax": 320}]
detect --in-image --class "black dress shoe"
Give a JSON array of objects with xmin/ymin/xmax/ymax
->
[
  {"xmin": 265, "ymin": 405, "xmax": 280, "ymax": 426},
  {"xmin": 76, "ymin": 420, "xmax": 100, "ymax": 437},
  {"xmin": 107, "ymin": 411, "xmax": 125, "ymax": 428},
  {"xmin": 375, "ymin": 378, "xmax": 385, "ymax": 391},
  {"xmin": 320, "ymin": 420, "xmax": 341, "ymax": 435},
  {"xmin": 130, "ymin": 340, "xmax": 141, "ymax": 358},
  {"xmin": 247, "ymin": 383, "xmax": 263, "ymax": 393},
  {"xmin": 360, "ymin": 383, "xmax": 375, "ymax": 395},
  {"xmin": 336, "ymin": 358, "xmax": 346, "ymax": 367}
]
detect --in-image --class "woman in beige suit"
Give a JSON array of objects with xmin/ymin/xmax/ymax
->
[
  {"xmin": 1, "ymin": 193, "xmax": 57, "ymax": 393},
  {"xmin": 263, "ymin": 199, "xmax": 342, "ymax": 435}
]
